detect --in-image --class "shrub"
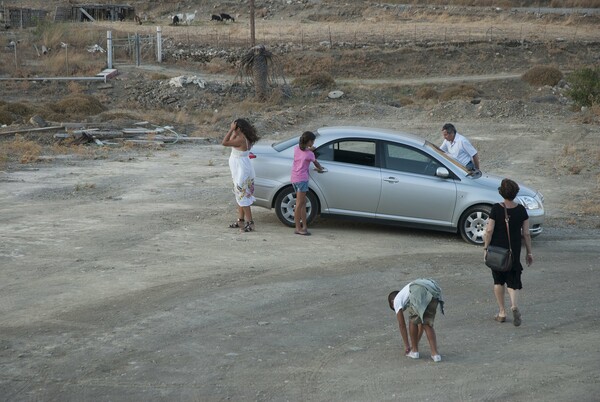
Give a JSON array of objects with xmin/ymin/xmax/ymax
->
[
  {"xmin": 439, "ymin": 85, "xmax": 480, "ymax": 101},
  {"xmin": 292, "ymin": 72, "xmax": 335, "ymax": 89},
  {"xmin": 416, "ymin": 86, "xmax": 439, "ymax": 100},
  {"xmin": 521, "ymin": 65, "xmax": 563, "ymax": 87},
  {"xmin": 566, "ymin": 67, "xmax": 600, "ymax": 108},
  {"xmin": 2, "ymin": 135, "xmax": 42, "ymax": 164},
  {"xmin": 49, "ymin": 95, "xmax": 105, "ymax": 117},
  {"xmin": 0, "ymin": 109, "xmax": 19, "ymax": 125}
]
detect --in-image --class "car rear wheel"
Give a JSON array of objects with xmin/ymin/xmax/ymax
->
[
  {"xmin": 459, "ymin": 204, "xmax": 491, "ymax": 245},
  {"xmin": 274, "ymin": 186, "xmax": 318, "ymax": 227}
]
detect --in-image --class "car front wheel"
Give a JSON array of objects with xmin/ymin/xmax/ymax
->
[
  {"xmin": 274, "ymin": 186, "xmax": 318, "ymax": 227},
  {"xmin": 459, "ymin": 204, "xmax": 491, "ymax": 245}
]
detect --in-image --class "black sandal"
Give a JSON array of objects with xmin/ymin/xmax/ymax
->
[
  {"xmin": 243, "ymin": 220, "xmax": 255, "ymax": 232},
  {"xmin": 229, "ymin": 218, "xmax": 244, "ymax": 228}
]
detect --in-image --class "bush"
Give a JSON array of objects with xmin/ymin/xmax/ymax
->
[
  {"xmin": 292, "ymin": 72, "xmax": 335, "ymax": 89},
  {"xmin": 439, "ymin": 85, "xmax": 480, "ymax": 101},
  {"xmin": 416, "ymin": 86, "xmax": 439, "ymax": 100},
  {"xmin": 566, "ymin": 67, "xmax": 600, "ymax": 108},
  {"xmin": 49, "ymin": 95, "xmax": 105, "ymax": 117},
  {"xmin": 521, "ymin": 65, "xmax": 563, "ymax": 87}
]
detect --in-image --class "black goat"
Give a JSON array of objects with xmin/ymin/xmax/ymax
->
[
  {"xmin": 172, "ymin": 15, "xmax": 180, "ymax": 25},
  {"xmin": 211, "ymin": 14, "xmax": 222, "ymax": 22},
  {"xmin": 220, "ymin": 13, "xmax": 235, "ymax": 22}
]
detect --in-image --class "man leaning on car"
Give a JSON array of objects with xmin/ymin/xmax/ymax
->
[{"xmin": 440, "ymin": 123, "xmax": 480, "ymax": 171}]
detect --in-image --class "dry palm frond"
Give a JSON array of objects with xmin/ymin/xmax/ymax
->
[{"xmin": 237, "ymin": 45, "xmax": 291, "ymax": 100}]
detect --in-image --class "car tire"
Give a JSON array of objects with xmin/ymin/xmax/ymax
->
[
  {"xmin": 274, "ymin": 186, "xmax": 318, "ymax": 227},
  {"xmin": 459, "ymin": 204, "xmax": 491, "ymax": 245}
]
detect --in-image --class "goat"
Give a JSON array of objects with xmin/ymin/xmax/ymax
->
[
  {"xmin": 185, "ymin": 10, "xmax": 197, "ymax": 25},
  {"xmin": 220, "ymin": 13, "xmax": 235, "ymax": 22},
  {"xmin": 211, "ymin": 14, "xmax": 222, "ymax": 22},
  {"xmin": 172, "ymin": 15, "xmax": 180, "ymax": 25}
]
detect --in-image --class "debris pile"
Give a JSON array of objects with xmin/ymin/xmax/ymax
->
[{"xmin": 52, "ymin": 122, "xmax": 207, "ymax": 146}]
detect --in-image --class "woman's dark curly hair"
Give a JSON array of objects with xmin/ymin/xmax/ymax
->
[{"xmin": 235, "ymin": 118, "xmax": 260, "ymax": 146}]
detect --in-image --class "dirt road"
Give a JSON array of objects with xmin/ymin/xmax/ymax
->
[{"xmin": 1, "ymin": 120, "xmax": 599, "ymax": 400}]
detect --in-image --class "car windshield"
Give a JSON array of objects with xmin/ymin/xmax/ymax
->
[{"xmin": 425, "ymin": 141, "xmax": 470, "ymax": 174}]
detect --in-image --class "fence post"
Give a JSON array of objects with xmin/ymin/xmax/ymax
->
[
  {"xmin": 13, "ymin": 40, "xmax": 18, "ymax": 71},
  {"xmin": 156, "ymin": 26, "xmax": 162, "ymax": 63},
  {"xmin": 107, "ymin": 30, "xmax": 113, "ymax": 68},
  {"xmin": 135, "ymin": 33, "xmax": 140, "ymax": 66}
]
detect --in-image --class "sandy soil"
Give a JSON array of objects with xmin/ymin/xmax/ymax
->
[
  {"xmin": 1, "ymin": 2, "xmax": 600, "ymax": 401},
  {"xmin": 2, "ymin": 112, "xmax": 599, "ymax": 400}
]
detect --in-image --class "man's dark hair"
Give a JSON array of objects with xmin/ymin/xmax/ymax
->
[
  {"xmin": 442, "ymin": 123, "xmax": 456, "ymax": 135},
  {"xmin": 388, "ymin": 291, "xmax": 399, "ymax": 311}
]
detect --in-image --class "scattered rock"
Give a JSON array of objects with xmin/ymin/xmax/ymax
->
[{"xmin": 29, "ymin": 115, "xmax": 47, "ymax": 127}]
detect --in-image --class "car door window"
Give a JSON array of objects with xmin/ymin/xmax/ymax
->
[
  {"xmin": 383, "ymin": 142, "xmax": 442, "ymax": 176},
  {"xmin": 316, "ymin": 140, "xmax": 376, "ymax": 167}
]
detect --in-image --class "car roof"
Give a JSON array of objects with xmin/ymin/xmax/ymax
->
[{"xmin": 315, "ymin": 126, "xmax": 426, "ymax": 148}]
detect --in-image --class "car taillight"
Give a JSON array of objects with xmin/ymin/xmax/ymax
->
[{"xmin": 249, "ymin": 152, "xmax": 256, "ymax": 159}]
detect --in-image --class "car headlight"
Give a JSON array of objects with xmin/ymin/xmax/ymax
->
[{"xmin": 517, "ymin": 195, "xmax": 541, "ymax": 210}]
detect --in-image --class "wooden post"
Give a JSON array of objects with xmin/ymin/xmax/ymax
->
[
  {"xmin": 250, "ymin": 0, "xmax": 256, "ymax": 47},
  {"xmin": 135, "ymin": 33, "xmax": 140, "ymax": 66},
  {"xmin": 107, "ymin": 30, "xmax": 113, "ymax": 69},
  {"xmin": 156, "ymin": 26, "xmax": 162, "ymax": 63}
]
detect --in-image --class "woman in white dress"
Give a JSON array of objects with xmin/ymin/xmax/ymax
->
[{"xmin": 221, "ymin": 119, "xmax": 260, "ymax": 232}]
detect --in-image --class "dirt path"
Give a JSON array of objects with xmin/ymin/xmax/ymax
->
[{"xmin": 119, "ymin": 63, "xmax": 522, "ymax": 86}]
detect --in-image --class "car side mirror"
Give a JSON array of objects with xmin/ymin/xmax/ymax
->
[{"xmin": 436, "ymin": 167, "xmax": 450, "ymax": 178}]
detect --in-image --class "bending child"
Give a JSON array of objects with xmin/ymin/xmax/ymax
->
[{"xmin": 388, "ymin": 278, "xmax": 445, "ymax": 362}]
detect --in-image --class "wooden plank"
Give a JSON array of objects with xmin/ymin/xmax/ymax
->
[
  {"xmin": 0, "ymin": 126, "xmax": 64, "ymax": 136},
  {"xmin": 79, "ymin": 7, "xmax": 95, "ymax": 22}
]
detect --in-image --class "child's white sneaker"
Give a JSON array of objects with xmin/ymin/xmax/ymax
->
[
  {"xmin": 431, "ymin": 354, "xmax": 442, "ymax": 362},
  {"xmin": 406, "ymin": 351, "xmax": 420, "ymax": 359}
]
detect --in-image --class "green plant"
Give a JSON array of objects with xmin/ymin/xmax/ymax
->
[{"xmin": 566, "ymin": 67, "xmax": 600, "ymax": 108}]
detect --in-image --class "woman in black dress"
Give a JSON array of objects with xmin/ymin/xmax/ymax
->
[{"xmin": 483, "ymin": 178, "xmax": 534, "ymax": 326}]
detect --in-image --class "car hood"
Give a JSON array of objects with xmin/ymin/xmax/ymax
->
[{"xmin": 473, "ymin": 172, "xmax": 538, "ymax": 198}]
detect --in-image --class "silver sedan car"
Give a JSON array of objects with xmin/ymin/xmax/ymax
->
[{"xmin": 250, "ymin": 126, "xmax": 544, "ymax": 245}]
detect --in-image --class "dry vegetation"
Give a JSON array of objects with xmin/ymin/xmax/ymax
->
[
  {"xmin": 1, "ymin": 1, "xmax": 599, "ymax": 209},
  {"xmin": 521, "ymin": 65, "xmax": 564, "ymax": 86}
]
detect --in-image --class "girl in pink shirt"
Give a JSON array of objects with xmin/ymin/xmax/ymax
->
[{"xmin": 291, "ymin": 131, "xmax": 323, "ymax": 235}]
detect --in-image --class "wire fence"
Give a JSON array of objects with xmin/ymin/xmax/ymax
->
[{"xmin": 0, "ymin": 21, "xmax": 595, "ymax": 77}]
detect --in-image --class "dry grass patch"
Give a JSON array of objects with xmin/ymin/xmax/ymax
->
[
  {"xmin": 1, "ymin": 135, "xmax": 42, "ymax": 164},
  {"xmin": 522, "ymin": 65, "xmax": 563, "ymax": 87},
  {"xmin": 0, "ymin": 110, "xmax": 18, "ymax": 125},
  {"xmin": 416, "ymin": 86, "xmax": 439, "ymax": 100},
  {"xmin": 150, "ymin": 73, "xmax": 171, "ymax": 80},
  {"xmin": 293, "ymin": 72, "xmax": 336, "ymax": 89},
  {"xmin": 47, "ymin": 95, "xmax": 105, "ymax": 119},
  {"xmin": 0, "ymin": 102, "xmax": 36, "ymax": 125},
  {"xmin": 439, "ymin": 84, "xmax": 481, "ymax": 101}
]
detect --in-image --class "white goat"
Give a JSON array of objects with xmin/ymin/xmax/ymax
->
[{"xmin": 185, "ymin": 10, "xmax": 197, "ymax": 25}]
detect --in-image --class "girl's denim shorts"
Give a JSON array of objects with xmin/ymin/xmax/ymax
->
[{"xmin": 292, "ymin": 181, "xmax": 309, "ymax": 193}]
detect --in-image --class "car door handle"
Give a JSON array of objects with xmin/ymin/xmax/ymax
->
[{"xmin": 383, "ymin": 177, "xmax": 399, "ymax": 183}]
